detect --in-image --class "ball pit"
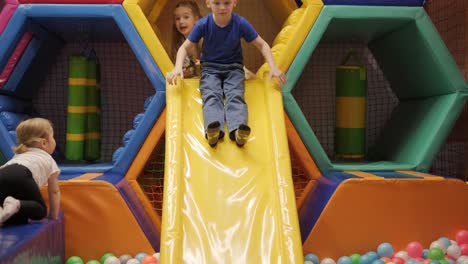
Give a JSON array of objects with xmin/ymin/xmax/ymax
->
[{"xmin": 303, "ymin": 230, "xmax": 468, "ymax": 264}]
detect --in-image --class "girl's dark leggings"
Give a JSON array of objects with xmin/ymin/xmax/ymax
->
[{"xmin": 0, "ymin": 164, "xmax": 47, "ymax": 226}]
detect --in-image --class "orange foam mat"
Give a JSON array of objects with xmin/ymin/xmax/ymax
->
[
  {"xmin": 303, "ymin": 178, "xmax": 468, "ymax": 259},
  {"xmin": 42, "ymin": 180, "xmax": 154, "ymax": 261}
]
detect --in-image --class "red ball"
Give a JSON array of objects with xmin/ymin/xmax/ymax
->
[
  {"xmin": 141, "ymin": 255, "xmax": 159, "ymax": 264},
  {"xmin": 456, "ymin": 230, "xmax": 468, "ymax": 245},
  {"xmin": 460, "ymin": 244, "xmax": 468, "ymax": 256},
  {"xmin": 392, "ymin": 257, "xmax": 405, "ymax": 264}
]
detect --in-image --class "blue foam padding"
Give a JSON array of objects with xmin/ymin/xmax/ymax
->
[
  {"xmin": 58, "ymin": 162, "xmax": 113, "ymax": 176},
  {"xmin": 92, "ymin": 171, "xmax": 124, "ymax": 185},
  {"xmin": 116, "ymin": 179, "xmax": 160, "ymax": 251},
  {"xmin": 298, "ymin": 171, "xmax": 357, "ymax": 242},
  {"xmin": 322, "ymin": 0, "xmax": 425, "ymax": 5},
  {"xmin": 0, "ymin": 212, "xmax": 64, "ymax": 264},
  {"xmin": 0, "ymin": 111, "xmax": 28, "ymax": 130},
  {"xmin": 5, "ymin": 23, "xmax": 63, "ymax": 100},
  {"xmin": 112, "ymin": 91, "xmax": 166, "ymax": 175},
  {"xmin": 0, "ymin": 120, "xmax": 15, "ymax": 159},
  {"xmin": 0, "ymin": 10, "xmax": 27, "ymax": 71},
  {"xmin": 0, "ymin": 95, "xmax": 31, "ymax": 113}
]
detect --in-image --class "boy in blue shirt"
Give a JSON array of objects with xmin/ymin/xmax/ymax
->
[{"xmin": 167, "ymin": 0, "xmax": 286, "ymax": 147}]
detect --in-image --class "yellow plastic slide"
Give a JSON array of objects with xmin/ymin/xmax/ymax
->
[{"xmin": 161, "ymin": 78, "xmax": 303, "ymax": 263}]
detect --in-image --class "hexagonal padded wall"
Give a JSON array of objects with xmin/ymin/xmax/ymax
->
[
  {"xmin": 284, "ymin": 6, "xmax": 468, "ymax": 172},
  {"xmin": 0, "ymin": 5, "xmax": 166, "ymax": 176}
]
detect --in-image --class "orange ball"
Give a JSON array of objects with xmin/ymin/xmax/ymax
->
[{"xmin": 141, "ymin": 255, "xmax": 159, "ymax": 264}]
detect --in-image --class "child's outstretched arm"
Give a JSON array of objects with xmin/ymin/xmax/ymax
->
[
  {"xmin": 251, "ymin": 36, "xmax": 286, "ymax": 85},
  {"xmin": 47, "ymin": 172, "xmax": 60, "ymax": 220},
  {"xmin": 167, "ymin": 39, "xmax": 197, "ymax": 85}
]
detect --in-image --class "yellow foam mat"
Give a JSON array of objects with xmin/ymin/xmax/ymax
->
[{"xmin": 161, "ymin": 78, "xmax": 302, "ymax": 263}]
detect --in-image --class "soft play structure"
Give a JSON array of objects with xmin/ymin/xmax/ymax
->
[{"xmin": 0, "ymin": 0, "xmax": 467, "ymax": 263}]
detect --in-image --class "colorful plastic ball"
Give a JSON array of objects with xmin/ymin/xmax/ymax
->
[
  {"xmin": 407, "ymin": 242, "xmax": 424, "ymax": 258},
  {"xmin": 431, "ymin": 241, "xmax": 448, "ymax": 253},
  {"xmin": 141, "ymin": 255, "xmax": 159, "ymax": 264},
  {"xmin": 428, "ymin": 248, "xmax": 445, "ymax": 260},
  {"xmin": 366, "ymin": 252, "xmax": 379, "ymax": 262},
  {"xmin": 66, "ymin": 256, "xmax": 84, "ymax": 264},
  {"xmin": 457, "ymin": 256, "xmax": 468, "ymax": 264},
  {"xmin": 380, "ymin": 257, "xmax": 391, "ymax": 263},
  {"xmin": 119, "ymin": 254, "xmax": 133, "ymax": 264},
  {"xmin": 378, "ymin": 243, "xmax": 394, "ymax": 258},
  {"xmin": 372, "ymin": 260, "xmax": 385, "ymax": 264},
  {"xmin": 439, "ymin": 238, "xmax": 452, "ymax": 248},
  {"xmin": 126, "ymin": 259, "xmax": 140, "ymax": 264},
  {"xmin": 392, "ymin": 257, "xmax": 405, "ymax": 264},
  {"xmin": 152, "ymin": 253, "xmax": 160, "ymax": 261},
  {"xmin": 86, "ymin": 261, "xmax": 100, "ymax": 264},
  {"xmin": 305, "ymin": 262, "xmax": 315, "ymax": 264},
  {"xmin": 423, "ymin": 249, "xmax": 430, "ymax": 259},
  {"xmin": 103, "ymin": 256, "xmax": 120, "ymax": 264},
  {"xmin": 305, "ymin": 253, "xmax": 320, "ymax": 264},
  {"xmin": 447, "ymin": 244, "xmax": 462, "ymax": 259},
  {"xmin": 359, "ymin": 254, "xmax": 373, "ymax": 264},
  {"xmin": 321, "ymin": 258, "xmax": 336, "ymax": 264},
  {"xmin": 446, "ymin": 260, "xmax": 456, "ymax": 264},
  {"xmin": 135, "ymin": 252, "xmax": 148, "ymax": 262},
  {"xmin": 440, "ymin": 260, "xmax": 449, "ymax": 264},
  {"xmin": 459, "ymin": 244, "xmax": 468, "ymax": 256},
  {"xmin": 456, "ymin": 230, "xmax": 468, "ymax": 246},
  {"xmin": 350, "ymin": 254, "xmax": 361, "ymax": 264},
  {"xmin": 395, "ymin": 251, "xmax": 408, "ymax": 260},
  {"xmin": 100, "ymin": 253, "xmax": 114, "ymax": 264},
  {"xmin": 428, "ymin": 261, "xmax": 441, "ymax": 264},
  {"xmin": 338, "ymin": 256, "xmax": 353, "ymax": 264}
]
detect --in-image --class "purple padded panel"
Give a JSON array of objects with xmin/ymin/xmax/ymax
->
[{"xmin": 0, "ymin": 213, "xmax": 64, "ymax": 263}]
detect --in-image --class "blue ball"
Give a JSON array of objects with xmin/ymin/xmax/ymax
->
[
  {"xmin": 365, "ymin": 252, "xmax": 379, "ymax": 262},
  {"xmin": 428, "ymin": 261, "xmax": 441, "ymax": 264},
  {"xmin": 359, "ymin": 255, "xmax": 373, "ymax": 264},
  {"xmin": 371, "ymin": 260, "xmax": 385, "ymax": 264},
  {"xmin": 135, "ymin": 252, "xmax": 147, "ymax": 262},
  {"xmin": 377, "ymin": 243, "xmax": 394, "ymax": 258},
  {"xmin": 304, "ymin": 253, "xmax": 319, "ymax": 264},
  {"xmin": 338, "ymin": 256, "xmax": 353, "ymax": 264},
  {"xmin": 438, "ymin": 237, "xmax": 451, "ymax": 248},
  {"xmin": 446, "ymin": 260, "xmax": 456, "ymax": 264},
  {"xmin": 422, "ymin": 249, "xmax": 429, "ymax": 259}
]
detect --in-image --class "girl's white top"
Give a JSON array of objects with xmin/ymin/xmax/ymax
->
[{"xmin": 2, "ymin": 147, "xmax": 60, "ymax": 187}]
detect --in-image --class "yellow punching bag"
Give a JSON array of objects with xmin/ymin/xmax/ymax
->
[{"xmin": 335, "ymin": 49, "xmax": 367, "ymax": 159}]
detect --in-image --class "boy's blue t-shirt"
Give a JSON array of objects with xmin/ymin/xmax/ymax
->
[{"xmin": 188, "ymin": 13, "xmax": 258, "ymax": 64}]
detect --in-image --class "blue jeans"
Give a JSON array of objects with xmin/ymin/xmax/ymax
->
[{"xmin": 200, "ymin": 62, "xmax": 247, "ymax": 137}]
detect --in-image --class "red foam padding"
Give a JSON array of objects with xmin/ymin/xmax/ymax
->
[{"xmin": 0, "ymin": 32, "xmax": 33, "ymax": 88}]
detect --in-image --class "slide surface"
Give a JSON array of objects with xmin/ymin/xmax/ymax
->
[{"xmin": 161, "ymin": 79, "xmax": 302, "ymax": 263}]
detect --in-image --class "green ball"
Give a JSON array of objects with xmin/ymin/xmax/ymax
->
[
  {"xmin": 427, "ymin": 248, "xmax": 444, "ymax": 260},
  {"xmin": 86, "ymin": 261, "xmax": 101, "ymax": 264},
  {"xmin": 349, "ymin": 254, "xmax": 360, "ymax": 264},
  {"xmin": 100, "ymin": 253, "xmax": 114, "ymax": 264},
  {"xmin": 66, "ymin": 256, "xmax": 84, "ymax": 264},
  {"xmin": 439, "ymin": 260, "xmax": 449, "ymax": 264}
]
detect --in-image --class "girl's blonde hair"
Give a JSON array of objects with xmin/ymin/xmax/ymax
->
[
  {"xmin": 171, "ymin": 0, "xmax": 202, "ymax": 60},
  {"xmin": 14, "ymin": 118, "xmax": 53, "ymax": 154}
]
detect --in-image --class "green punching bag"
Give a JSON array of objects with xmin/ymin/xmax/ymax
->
[
  {"xmin": 335, "ymin": 49, "xmax": 367, "ymax": 159},
  {"xmin": 84, "ymin": 58, "xmax": 101, "ymax": 161},
  {"xmin": 66, "ymin": 56, "xmax": 88, "ymax": 160}
]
